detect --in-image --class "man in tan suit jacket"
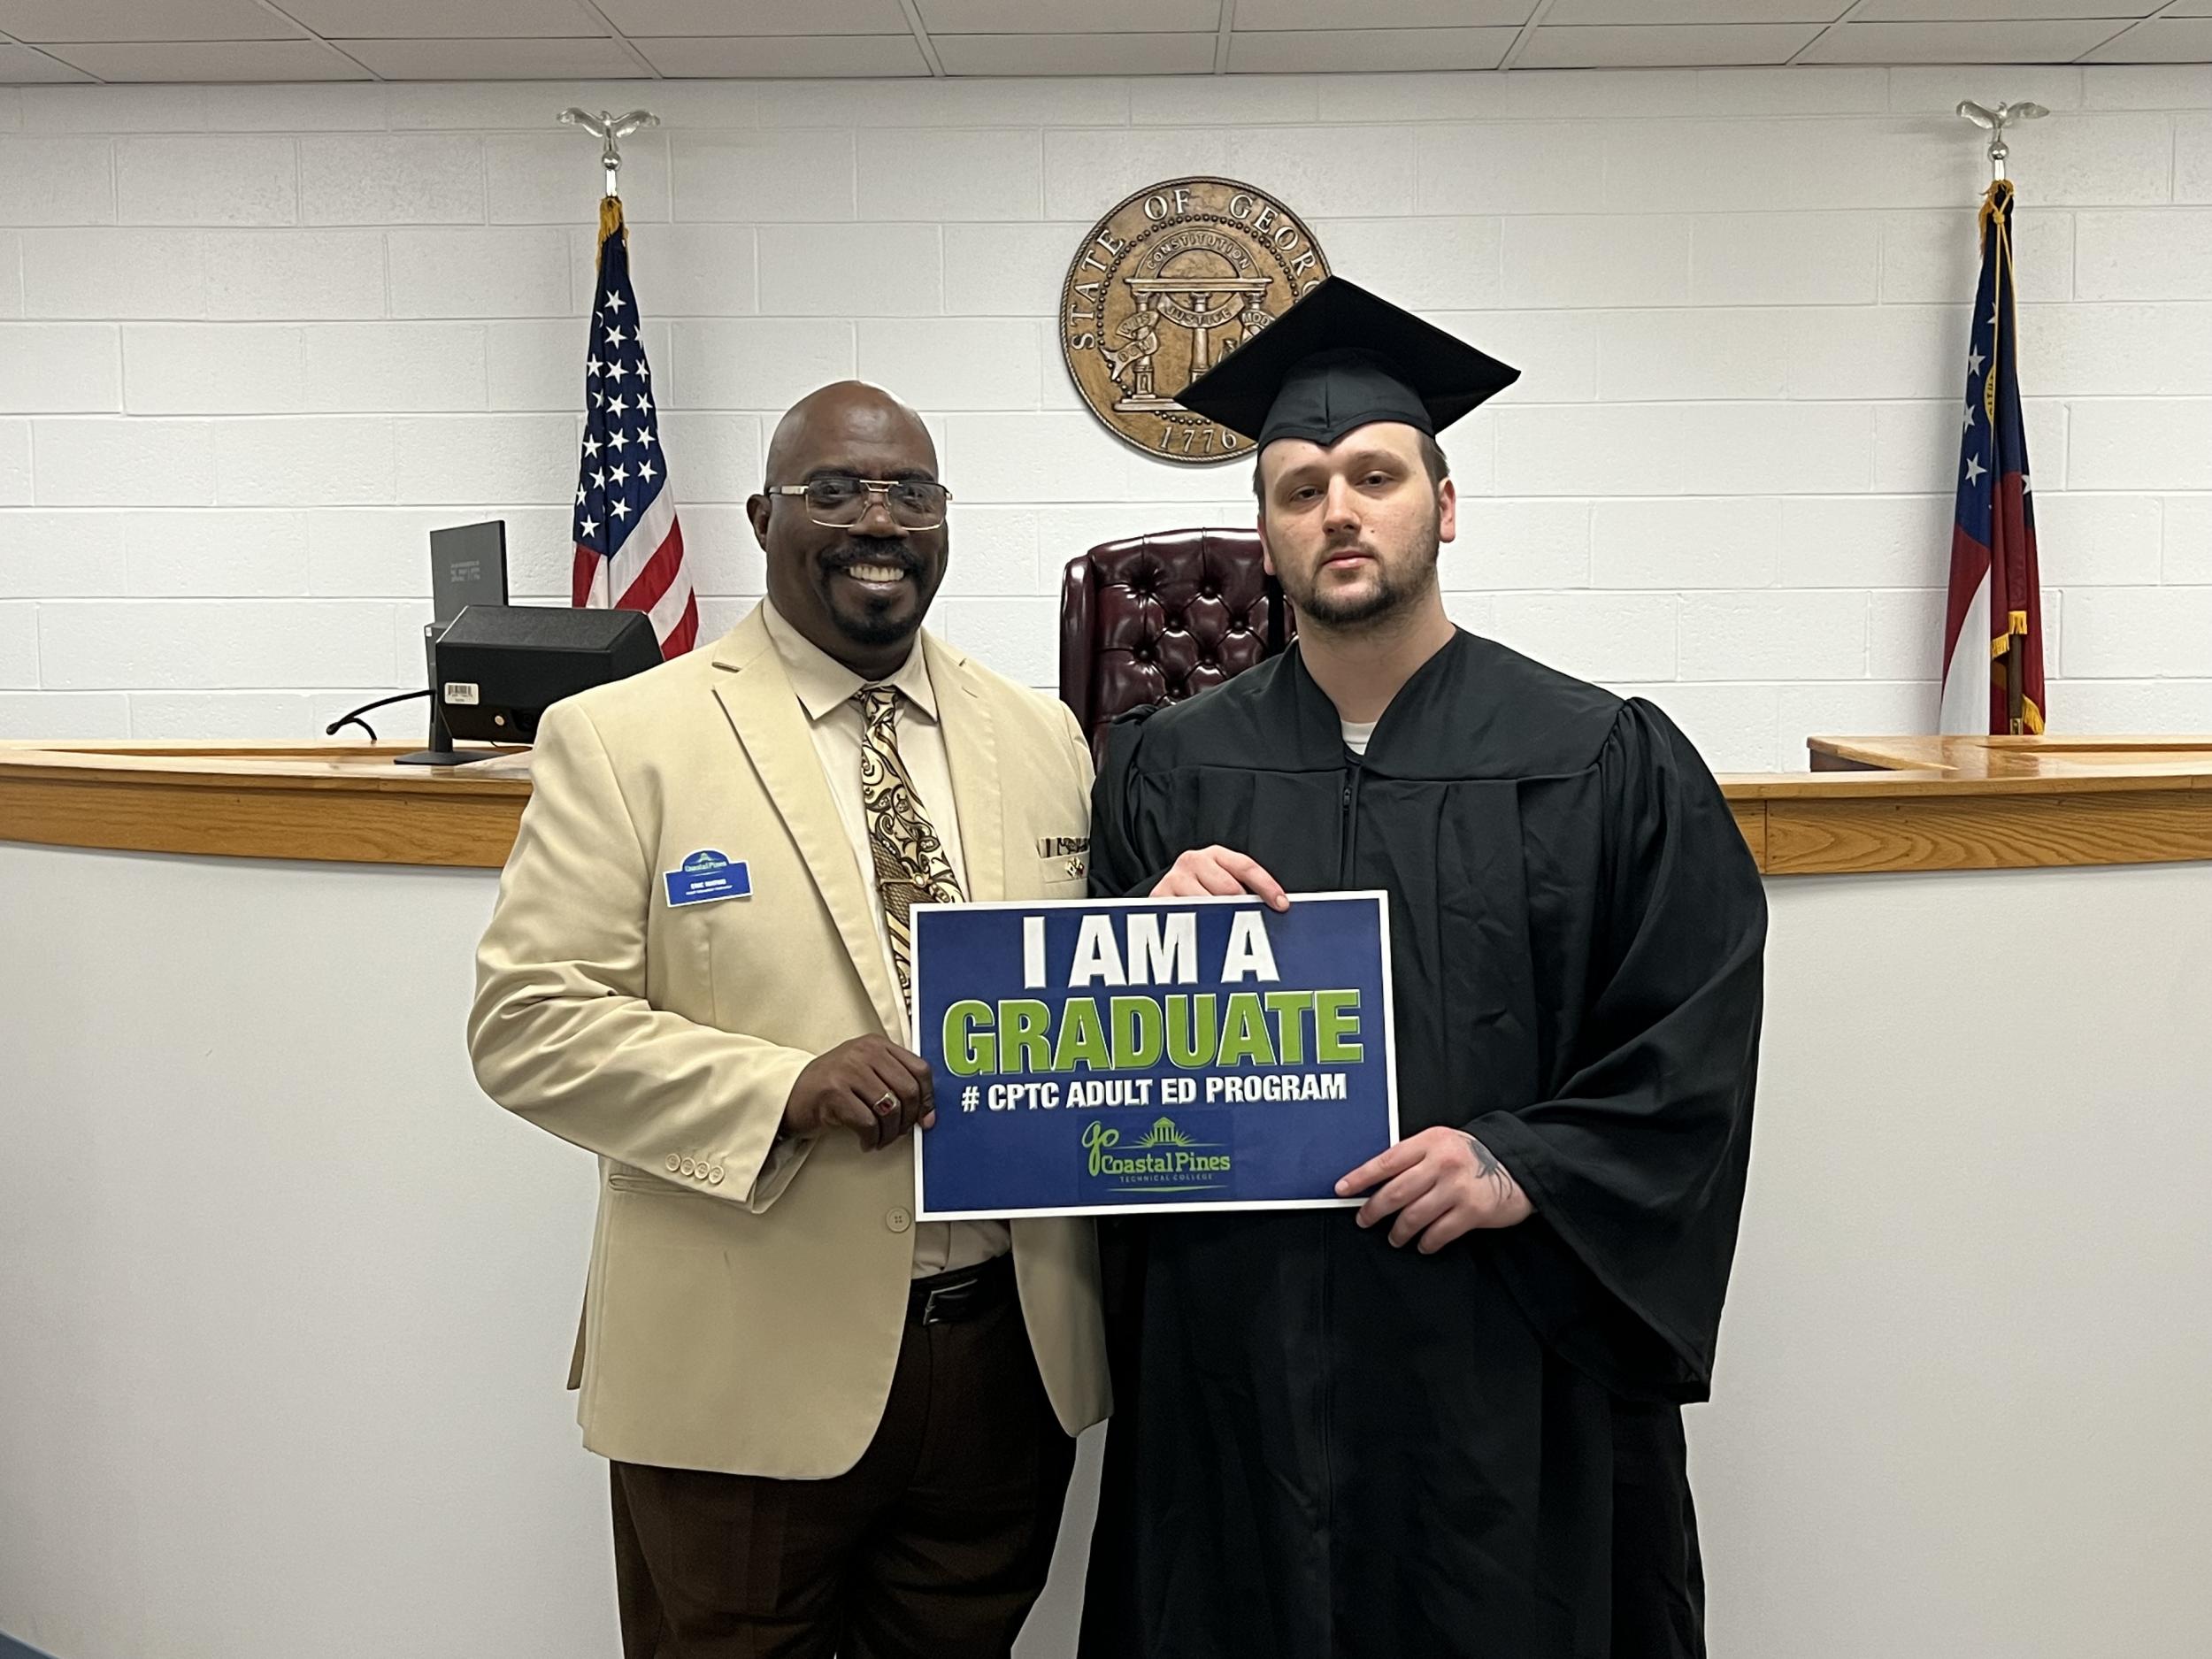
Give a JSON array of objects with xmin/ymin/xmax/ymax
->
[{"xmin": 469, "ymin": 382, "xmax": 1109, "ymax": 1659}]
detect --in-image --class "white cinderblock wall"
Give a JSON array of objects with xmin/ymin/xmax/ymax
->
[{"xmin": 2, "ymin": 65, "xmax": 2210, "ymax": 772}]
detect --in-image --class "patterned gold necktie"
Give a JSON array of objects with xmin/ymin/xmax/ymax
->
[{"xmin": 856, "ymin": 686, "xmax": 964, "ymax": 1002}]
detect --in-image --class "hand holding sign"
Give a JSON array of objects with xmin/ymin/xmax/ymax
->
[
  {"xmin": 783, "ymin": 1035, "xmax": 937, "ymax": 1152},
  {"xmin": 1151, "ymin": 845, "xmax": 1290, "ymax": 911},
  {"xmin": 1338, "ymin": 1126, "xmax": 1533, "ymax": 1254}
]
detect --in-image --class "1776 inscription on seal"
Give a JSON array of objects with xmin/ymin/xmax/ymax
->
[{"xmin": 1060, "ymin": 177, "xmax": 1331, "ymax": 465}]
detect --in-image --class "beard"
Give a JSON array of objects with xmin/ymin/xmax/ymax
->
[
  {"xmin": 814, "ymin": 535, "xmax": 934, "ymax": 649},
  {"xmin": 1280, "ymin": 510, "xmax": 1442, "ymax": 629}
]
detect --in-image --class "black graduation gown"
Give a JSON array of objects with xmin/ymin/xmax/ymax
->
[{"xmin": 1076, "ymin": 632, "xmax": 1767, "ymax": 1659}]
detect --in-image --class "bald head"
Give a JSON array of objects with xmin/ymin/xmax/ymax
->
[
  {"xmin": 764, "ymin": 380, "xmax": 935, "ymax": 491},
  {"xmin": 748, "ymin": 380, "xmax": 950, "ymax": 680}
]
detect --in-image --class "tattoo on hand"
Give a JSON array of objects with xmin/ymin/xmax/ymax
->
[{"xmin": 1460, "ymin": 1133, "xmax": 1517, "ymax": 1205}]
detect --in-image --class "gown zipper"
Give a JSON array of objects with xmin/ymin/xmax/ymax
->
[
  {"xmin": 1339, "ymin": 755, "xmax": 1362, "ymax": 882},
  {"xmin": 1320, "ymin": 749, "xmax": 1363, "ymax": 1643}
]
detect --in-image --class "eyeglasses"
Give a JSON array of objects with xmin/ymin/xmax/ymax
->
[{"xmin": 766, "ymin": 474, "xmax": 953, "ymax": 530}]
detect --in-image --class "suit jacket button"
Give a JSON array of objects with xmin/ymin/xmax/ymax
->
[
  {"xmin": 707, "ymin": 1166, "xmax": 725, "ymax": 1186},
  {"xmin": 664, "ymin": 1155, "xmax": 681, "ymax": 1173},
  {"xmin": 679, "ymin": 1156, "xmax": 695, "ymax": 1175},
  {"xmin": 887, "ymin": 1208, "xmax": 912, "ymax": 1233}
]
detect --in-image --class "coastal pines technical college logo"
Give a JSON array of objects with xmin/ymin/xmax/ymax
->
[
  {"xmin": 1080, "ymin": 1115, "xmax": 1233, "ymax": 1197},
  {"xmin": 1060, "ymin": 177, "xmax": 1330, "ymax": 465}
]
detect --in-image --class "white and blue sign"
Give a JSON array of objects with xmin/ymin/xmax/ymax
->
[
  {"xmin": 912, "ymin": 893, "xmax": 1398, "ymax": 1220},
  {"xmin": 664, "ymin": 849, "xmax": 751, "ymax": 908}
]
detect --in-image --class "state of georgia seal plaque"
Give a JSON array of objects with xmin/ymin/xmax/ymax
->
[{"xmin": 1060, "ymin": 177, "xmax": 1330, "ymax": 465}]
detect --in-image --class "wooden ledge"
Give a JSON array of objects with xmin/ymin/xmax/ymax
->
[
  {"xmin": 1740, "ymin": 735, "xmax": 2212, "ymax": 876},
  {"xmin": 4, "ymin": 736, "xmax": 2211, "ymax": 879},
  {"xmin": 0, "ymin": 741, "xmax": 531, "ymax": 872}
]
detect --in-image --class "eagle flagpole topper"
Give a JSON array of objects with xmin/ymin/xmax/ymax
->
[
  {"xmin": 1955, "ymin": 99, "xmax": 2048, "ymax": 185},
  {"xmin": 559, "ymin": 105, "xmax": 659, "ymax": 201}
]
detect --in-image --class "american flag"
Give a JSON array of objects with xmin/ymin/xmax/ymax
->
[
  {"xmin": 572, "ymin": 196, "xmax": 697, "ymax": 657},
  {"xmin": 1939, "ymin": 178, "xmax": 2045, "ymax": 735}
]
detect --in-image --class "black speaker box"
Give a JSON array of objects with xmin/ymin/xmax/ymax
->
[{"xmin": 435, "ymin": 604, "xmax": 660, "ymax": 743}]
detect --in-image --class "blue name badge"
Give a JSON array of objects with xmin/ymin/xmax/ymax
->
[{"xmin": 664, "ymin": 849, "xmax": 751, "ymax": 908}]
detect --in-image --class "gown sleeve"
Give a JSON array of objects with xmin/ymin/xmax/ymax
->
[
  {"xmin": 1467, "ymin": 697, "xmax": 1767, "ymax": 1402},
  {"xmin": 1087, "ymin": 705, "xmax": 1170, "ymax": 901}
]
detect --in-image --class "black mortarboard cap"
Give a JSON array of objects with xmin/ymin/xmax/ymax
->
[{"xmin": 1174, "ymin": 274, "xmax": 1519, "ymax": 451}]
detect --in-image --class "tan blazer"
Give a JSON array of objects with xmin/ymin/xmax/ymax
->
[{"xmin": 468, "ymin": 603, "xmax": 1110, "ymax": 1479}]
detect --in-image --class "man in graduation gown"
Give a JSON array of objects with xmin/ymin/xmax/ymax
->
[{"xmin": 1077, "ymin": 278, "xmax": 1768, "ymax": 1659}]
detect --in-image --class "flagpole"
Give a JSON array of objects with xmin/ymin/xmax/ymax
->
[
  {"xmin": 1956, "ymin": 100, "xmax": 2047, "ymax": 738},
  {"xmin": 559, "ymin": 104, "xmax": 697, "ymax": 659}
]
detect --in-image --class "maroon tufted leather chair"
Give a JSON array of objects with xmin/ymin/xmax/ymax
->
[{"xmin": 1058, "ymin": 528, "xmax": 1297, "ymax": 764}]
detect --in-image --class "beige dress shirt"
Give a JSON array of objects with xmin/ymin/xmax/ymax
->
[{"xmin": 759, "ymin": 599, "xmax": 1010, "ymax": 1277}]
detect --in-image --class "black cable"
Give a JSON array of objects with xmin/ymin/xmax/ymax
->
[{"xmin": 325, "ymin": 687, "xmax": 432, "ymax": 741}]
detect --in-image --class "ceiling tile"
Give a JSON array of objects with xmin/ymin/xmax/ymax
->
[
  {"xmin": 42, "ymin": 39, "xmax": 369, "ymax": 79},
  {"xmin": 0, "ymin": 0, "xmax": 302, "ymax": 42},
  {"xmin": 2082, "ymin": 18, "xmax": 2212, "ymax": 61},
  {"xmin": 1229, "ymin": 27, "xmax": 1517, "ymax": 73},
  {"xmin": 595, "ymin": 0, "xmax": 914, "ymax": 35},
  {"xmin": 1521, "ymin": 21, "xmax": 1824, "ymax": 67},
  {"xmin": 1234, "ymin": 0, "xmax": 1531, "ymax": 27},
  {"xmin": 634, "ymin": 34, "xmax": 929, "ymax": 75},
  {"xmin": 1548, "ymin": 0, "xmax": 1843, "ymax": 20},
  {"xmin": 918, "ymin": 0, "xmax": 1217, "ymax": 33},
  {"xmin": 1798, "ymin": 19, "xmax": 2134, "ymax": 63},
  {"xmin": 933, "ymin": 32, "xmax": 1216, "ymax": 73},
  {"xmin": 334, "ymin": 35, "xmax": 646, "ymax": 76},
  {"xmin": 275, "ymin": 0, "xmax": 605, "ymax": 39},
  {"xmin": 0, "ymin": 41, "xmax": 92, "ymax": 80},
  {"xmin": 1856, "ymin": 1, "xmax": 2159, "ymax": 19}
]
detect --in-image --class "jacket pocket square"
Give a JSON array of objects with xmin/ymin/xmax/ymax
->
[{"xmin": 1037, "ymin": 835, "xmax": 1090, "ymax": 857}]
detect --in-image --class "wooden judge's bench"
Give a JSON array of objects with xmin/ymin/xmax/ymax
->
[
  {"xmin": 3, "ymin": 733, "xmax": 2208, "ymax": 1659},
  {"xmin": 4, "ymin": 731, "xmax": 2211, "ymax": 873}
]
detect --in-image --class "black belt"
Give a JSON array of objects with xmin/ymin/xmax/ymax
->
[{"xmin": 907, "ymin": 1253, "xmax": 1016, "ymax": 1326}]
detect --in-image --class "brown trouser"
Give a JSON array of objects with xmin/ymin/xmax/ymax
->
[{"xmin": 611, "ymin": 1280, "xmax": 1077, "ymax": 1659}]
